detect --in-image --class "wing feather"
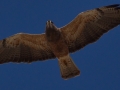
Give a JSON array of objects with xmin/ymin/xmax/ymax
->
[
  {"xmin": 0, "ymin": 33, "xmax": 55, "ymax": 64},
  {"xmin": 60, "ymin": 4, "xmax": 120, "ymax": 53}
]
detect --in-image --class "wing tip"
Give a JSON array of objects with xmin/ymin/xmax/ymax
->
[{"xmin": 104, "ymin": 4, "xmax": 120, "ymax": 8}]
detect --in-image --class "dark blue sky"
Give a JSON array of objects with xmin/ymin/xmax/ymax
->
[{"xmin": 0, "ymin": 0, "xmax": 120, "ymax": 90}]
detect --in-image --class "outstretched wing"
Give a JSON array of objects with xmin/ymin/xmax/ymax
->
[
  {"xmin": 60, "ymin": 4, "xmax": 120, "ymax": 53},
  {"xmin": 0, "ymin": 33, "xmax": 56, "ymax": 64}
]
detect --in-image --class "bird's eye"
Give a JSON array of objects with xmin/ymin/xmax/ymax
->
[
  {"xmin": 46, "ymin": 20, "xmax": 53, "ymax": 24},
  {"xmin": 51, "ymin": 21, "xmax": 53, "ymax": 23}
]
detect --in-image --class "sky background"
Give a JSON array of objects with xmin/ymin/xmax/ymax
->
[{"xmin": 0, "ymin": 0, "xmax": 120, "ymax": 90}]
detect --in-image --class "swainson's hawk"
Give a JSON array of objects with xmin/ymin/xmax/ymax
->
[{"xmin": 0, "ymin": 4, "xmax": 120, "ymax": 80}]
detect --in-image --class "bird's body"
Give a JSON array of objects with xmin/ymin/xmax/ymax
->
[
  {"xmin": 45, "ymin": 21, "xmax": 80, "ymax": 79},
  {"xmin": 0, "ymin": 4, "xmax": 120, "ymax": 79}
]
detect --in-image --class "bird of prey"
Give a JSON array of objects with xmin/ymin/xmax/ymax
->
[{"xmin": 0, "ymin": 4, "xmax": 120, "ymax": 80}]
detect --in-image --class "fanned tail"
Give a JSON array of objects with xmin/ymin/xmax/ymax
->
[{"xmin": 58, "ymin": 55, "xmax": 80, "ymax": 80}]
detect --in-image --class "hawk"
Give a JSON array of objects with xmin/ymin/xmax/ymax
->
[{"xmin": 0, "ymin": 4, "xmax": 120, "ymax": 80}]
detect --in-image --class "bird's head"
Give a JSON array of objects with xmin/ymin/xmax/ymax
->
[
  {"xmin": 45, "ymin": 20, "xmax": 61, "ymax": 41},
  {"xmin": 46, "ymin": 20, "xmax": 58, "ymax": 31}
]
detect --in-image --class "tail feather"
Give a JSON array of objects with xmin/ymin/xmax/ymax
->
[{"xmin": 58, "ymin": 55, "xmax": 80, "ymax": 80}]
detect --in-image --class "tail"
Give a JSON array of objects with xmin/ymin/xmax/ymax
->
[{"xmin": 58, "ymin": 55, "xmax": 80, "ymax": 80}]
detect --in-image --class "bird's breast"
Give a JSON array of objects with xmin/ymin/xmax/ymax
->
[
  {"xmin": 46, "ymin": 35, "xmax": 69, "ymax": 57},
  {"xmin": 46, "ymin": 29, "xmax": 61, "ymax": 42}
]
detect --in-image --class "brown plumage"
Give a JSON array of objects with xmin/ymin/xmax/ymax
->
[{"xmin": 0, "ymin": 4, "xmax": 120, "ymax": 80}]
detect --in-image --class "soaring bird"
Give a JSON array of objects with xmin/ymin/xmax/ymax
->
[{"xmin": 0, "ymin": 4, "xmax": 120, "ymax": 80}]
